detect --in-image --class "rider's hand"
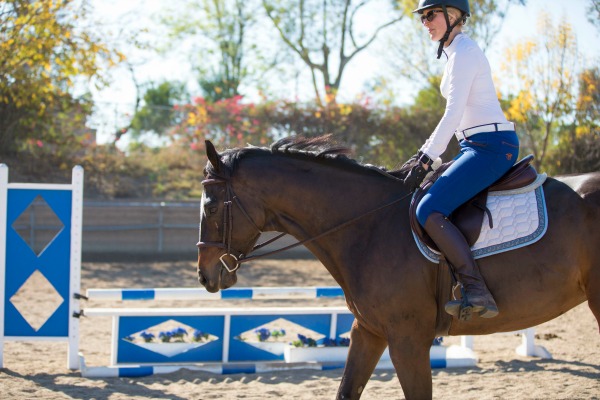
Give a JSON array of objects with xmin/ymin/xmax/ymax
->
[
  {"xmin": 403, "ymin": 162, "xmax": 429, "ymax": 191},
  {"xmin": 403, "ymin": 153, "xmax": 434, "ymax": 191}
]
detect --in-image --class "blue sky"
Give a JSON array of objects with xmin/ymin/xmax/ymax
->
[{"xmin": 88, "ymin": 0, "xmax": 599, "ymax": 146}]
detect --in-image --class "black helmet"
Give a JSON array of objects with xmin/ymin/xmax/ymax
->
[{"xmin": 413, "ymin": 0, "xmax": 470, "ymax": 16}]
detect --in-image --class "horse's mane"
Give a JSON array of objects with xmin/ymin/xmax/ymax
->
[{"xmin": 209, "ymin": 135, "xmax": 405, "ymax": 180}]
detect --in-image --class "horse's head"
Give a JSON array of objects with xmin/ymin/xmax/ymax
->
[{"xmin": 196, "ymin": 140, "xmax": 263, "ymax": 292}]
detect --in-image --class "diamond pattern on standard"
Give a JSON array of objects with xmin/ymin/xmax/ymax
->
[
  {"xmin": 125, "ymin": 319, "xmax": 219, "ymax": 358},
  {"xmin": 9, "ymin": 270, "xmax": 65, "ymax": 331},
  {"xmin": 12, "ymin": 195, "xmax": 65, "ymax": 256}
]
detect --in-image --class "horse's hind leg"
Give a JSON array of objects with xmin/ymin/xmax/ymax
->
[{"xmin": 336, "ymin": 320, "xmax": 387, "ymax": 400}]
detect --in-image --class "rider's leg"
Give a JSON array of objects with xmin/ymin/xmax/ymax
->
[
  {"xmin": 416, "ymin": 132, "xmax": 519, "ymax": 318},
  {"xmin": 424, "ymin": 211, "xmax": 498, "ymax": 318}
]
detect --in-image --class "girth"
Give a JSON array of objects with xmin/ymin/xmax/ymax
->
[{"xmin": 410, "ymin": 155, "xmax": 537, "ymax": 251}]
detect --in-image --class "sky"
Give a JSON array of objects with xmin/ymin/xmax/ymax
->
[{"xmin": 87, "ymin": 0, "xmax": 599, "ymax": 147}]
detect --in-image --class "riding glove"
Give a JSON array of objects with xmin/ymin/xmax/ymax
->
[
  {"xmin": 403, "ymin": 153, "xmax": 434, "ymax": 192},
  {"xmin": 403, "ymin": 164, "xmax": 428, "ymax": 191}
]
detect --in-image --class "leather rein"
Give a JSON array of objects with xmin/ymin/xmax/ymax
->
[{"xmin": 197, "ymin": 175, "xmax": 413, "ymax": 273}]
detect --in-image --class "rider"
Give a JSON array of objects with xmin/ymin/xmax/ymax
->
[{"xmin": 404, "ymin": 0, "xmax": 520, "ymax": 318}]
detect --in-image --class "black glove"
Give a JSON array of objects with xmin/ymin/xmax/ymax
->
[
  {"xmin": 403, "ymin": 153, "xmax": 434, "ymax": 192},
  {"xmin": 403, "ymin": 163, "xmax": 428, "ymax": 192}
]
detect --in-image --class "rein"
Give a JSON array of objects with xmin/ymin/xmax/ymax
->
[{"xmin": 197, "ymin": 176, "xmax": 414, "ymax": 272}]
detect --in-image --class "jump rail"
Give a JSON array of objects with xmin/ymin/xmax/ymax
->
[{"xmin": 85, "ymin": 286, "xmax": 345, "ymax": 301}]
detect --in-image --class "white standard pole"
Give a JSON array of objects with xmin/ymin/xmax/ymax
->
[
  {"xmin": 461, "ymin": 335, "xmax": 474, "ymax": 350},
  {"xmin": 0, "ymin": 164, "xmax": 8, "ymax": 368},
  {"xmin": 68, "ymin": 166, "xmax": 84, "ymax": 370}
]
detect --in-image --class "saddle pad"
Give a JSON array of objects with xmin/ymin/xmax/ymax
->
[{"xmin": 414, "ymin": 175, "xmax": 548, "ymax": 263}]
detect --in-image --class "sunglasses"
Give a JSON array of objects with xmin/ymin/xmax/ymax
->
[{"xmin": 420, "ymin": 9, "xmax": 443, "ymax": 24}]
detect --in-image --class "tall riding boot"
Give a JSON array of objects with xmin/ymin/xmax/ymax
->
[{"xmin": 424, "ymin": 212, "xmax": 499, "ymax": 319}]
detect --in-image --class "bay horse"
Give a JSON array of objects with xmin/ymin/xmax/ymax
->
[{"xmin": 196, "ymin": 136, "xmax": 600, "ymax": 399}]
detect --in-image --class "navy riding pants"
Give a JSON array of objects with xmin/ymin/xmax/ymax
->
[{"xmin": 416, "ymin": 131, "xmax": 520, "ymax": 227}]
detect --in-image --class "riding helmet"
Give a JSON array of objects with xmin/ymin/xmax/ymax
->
[{"xmin": 413, "ymin": 0, "xmax": 470, "ymax": 16}]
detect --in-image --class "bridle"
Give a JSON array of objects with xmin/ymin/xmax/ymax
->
[
  {"xmin": 197, "ymin": 174, "xmax": 414, "ymax": 274},
  {"xmin": 197, "ymin": 177, "xmax": 284, "ymax": 273}
]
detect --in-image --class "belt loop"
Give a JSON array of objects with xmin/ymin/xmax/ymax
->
[{"xmin": 494, "ymin": 123, "xmax": 499, "ymax": 132}]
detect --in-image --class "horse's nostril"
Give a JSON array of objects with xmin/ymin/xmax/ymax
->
[{"xmin": 198, "ymin": 272, "xmax": 207, "ymax": 285}]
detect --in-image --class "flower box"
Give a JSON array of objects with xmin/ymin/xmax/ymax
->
[
  {"xmin": 284, "ymin": 345, "xmax": 349, "ymax": 363},
  {"xmin": 245, "ymin": 340, "xmax": 288, "ymax": 356},
  {"xmin": 133, "ymin": 342, "xmax": 206, "ymax": 357}
]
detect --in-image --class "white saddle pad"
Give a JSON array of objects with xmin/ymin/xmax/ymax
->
[{"xmin": 414, "ymin": 174, "xmax": 548, "ymax": 263}]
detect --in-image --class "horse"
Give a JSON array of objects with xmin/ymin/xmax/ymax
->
[{"xmin": 196, "ymin": 136, "xmax": 600, "ymax": 399}]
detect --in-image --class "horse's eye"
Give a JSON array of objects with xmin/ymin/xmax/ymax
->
[{"xmin": 208, "ymin": 206, "xmax": 218, "ymax": 215}]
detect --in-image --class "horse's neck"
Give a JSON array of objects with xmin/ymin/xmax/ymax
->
[{"xmin": 241, "ymin": 157, "xmax": 404, "ymax": 261}]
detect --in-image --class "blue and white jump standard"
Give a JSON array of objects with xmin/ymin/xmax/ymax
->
[{"xmin": 0, "ymin": 164, "xmax": 83, "ymax": 370}]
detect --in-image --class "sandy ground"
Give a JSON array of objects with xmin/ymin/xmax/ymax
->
[{"xmin": 1, "ymin": 259, "xmax": 599, "ymax": 399}]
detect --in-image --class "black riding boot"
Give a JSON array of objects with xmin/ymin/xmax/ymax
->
[{"xmin": 424, "ymin": 212, "xmax": 499, "ymax": 319}]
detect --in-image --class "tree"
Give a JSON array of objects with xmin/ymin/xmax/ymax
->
[
  {"xmin": 0, "ymin": 0, "xmax": 122, "ymax": 156},
  {"xmin": 129, "ymin": 81, "xmax": 188, "ymax": 138},
  {"xmin": 161, "ymin": 0, "xmax": 259, "ymax": 102},
  {"xmin": 547, "ymin": 67, "xmax": 600, "ymax": 174},
  {"xmin": 588, "ymin": 0, "xmax": 600, "ymax": 32},
  {"xmin": 263, "ymin": 0, "xmax": 403, "ymax": 105},
  {"xmin": 499, "ymin": 13, "xmax": 579, "ymax": 170}
]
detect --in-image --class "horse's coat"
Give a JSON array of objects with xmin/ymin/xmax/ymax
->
[{"xmin": 197, "ymin": 136, "xmax": 600, "ymax": 400}]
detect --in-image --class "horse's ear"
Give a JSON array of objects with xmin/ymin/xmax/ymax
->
[{"xmin": 205, "ymin": 140, "xmax": 222, "ymax": 173}]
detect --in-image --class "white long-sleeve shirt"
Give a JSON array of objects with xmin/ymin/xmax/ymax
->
[{"xmin": 420, "ymin": 33, "xmax": 508, "ymax": 160}]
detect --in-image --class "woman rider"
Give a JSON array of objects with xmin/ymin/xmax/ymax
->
[{"xmin": 404, "ymin": 0, "xmax": 520, "ymax": 318}]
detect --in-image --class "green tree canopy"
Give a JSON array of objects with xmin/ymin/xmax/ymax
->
[
  {"xmin": 129, "ymin": 81, "xmax": 188, "ymax": 138},
  {"xmin": 161, "ymin": 0, "xmax": 259, "ymax": 102},
  {"xmin": 499, "ymin": 12, "xmax": 579, "ymax": 170},
  {"xmin": 0, "ymin": 0, "xmax": 122, "ymax": 156}
]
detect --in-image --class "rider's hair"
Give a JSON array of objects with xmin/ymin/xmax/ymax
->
[{"xmin": 446, "ymin": 6, "xmax": 467, "ymax": 26}]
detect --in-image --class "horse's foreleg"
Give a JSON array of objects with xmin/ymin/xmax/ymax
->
[
  {"xmin": 336, "ymin": 320, "xmax": 387, "ymax": 400},
  {"xmin": 388, "ymin": 335, "xmax": 434, "ymax": 400}
]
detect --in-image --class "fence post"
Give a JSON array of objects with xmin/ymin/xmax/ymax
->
[{"xmin": 158, "ymin": 202, "xmax": 165, "ymax": 253}]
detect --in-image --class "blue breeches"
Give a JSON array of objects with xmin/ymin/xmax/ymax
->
[{"xmin": 416, "ymin": 131, "xmax": 520, "ymax": 227}]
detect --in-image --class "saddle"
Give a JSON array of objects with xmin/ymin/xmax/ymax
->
[{"xmin": 410, "ymin": 155, "xmax": 538, "ymax": 251}]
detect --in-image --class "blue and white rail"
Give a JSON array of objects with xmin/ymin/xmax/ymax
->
[{"xmin": 86, "ymin": 286, "xmax": 345, "ymax": 301}]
